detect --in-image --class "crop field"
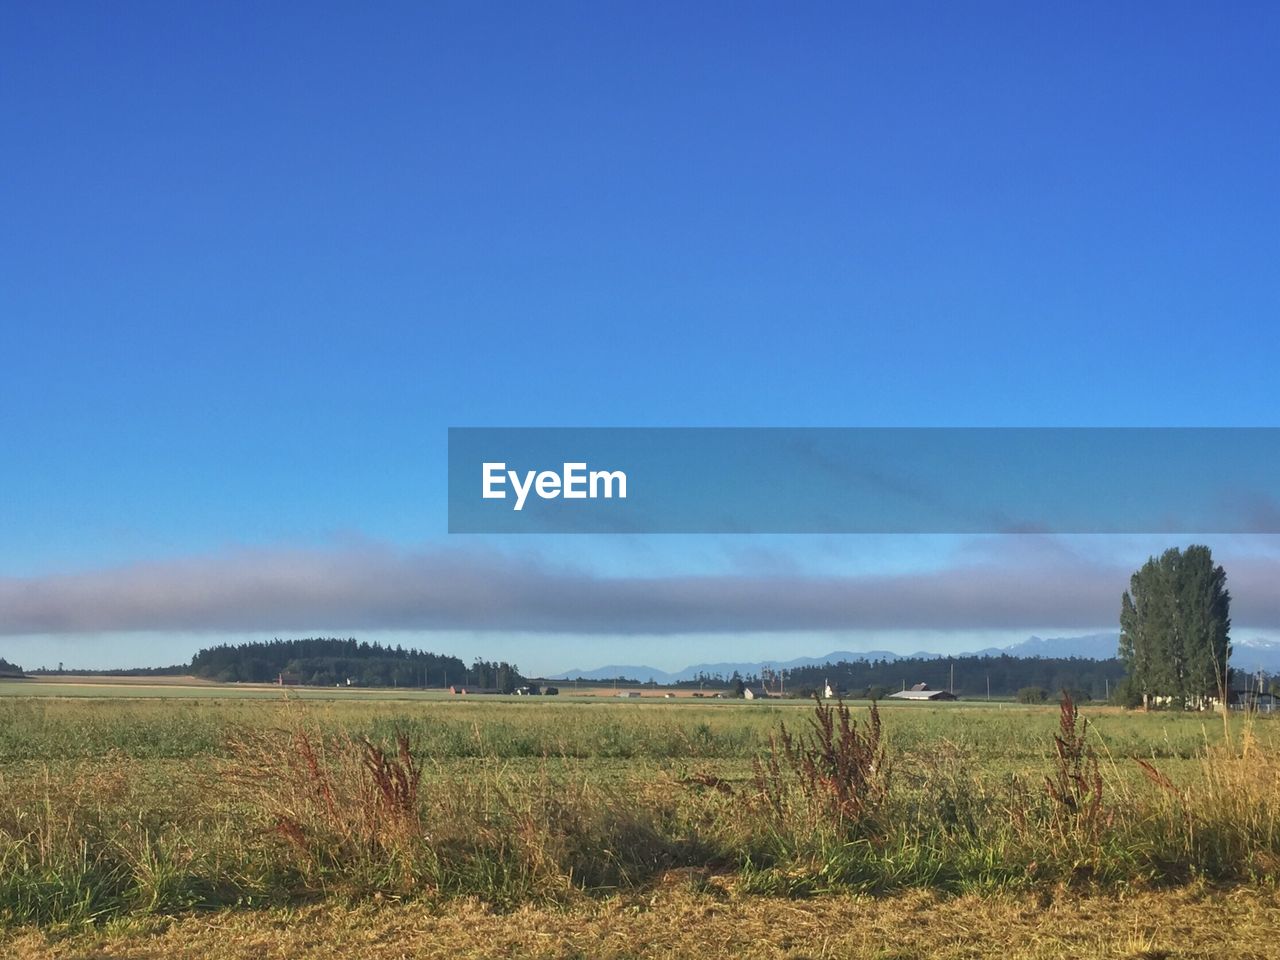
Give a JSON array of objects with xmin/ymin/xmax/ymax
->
[{"xmin": 2, "ymin": 680, "xmax": 1279, "ymax": 958}]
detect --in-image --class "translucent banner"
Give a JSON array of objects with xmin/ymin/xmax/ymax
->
[{"xmin": 447, "ymin": 428, "xmax": 1280, "ymax": 534}]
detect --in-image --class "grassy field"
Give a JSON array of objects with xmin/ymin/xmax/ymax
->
[{"xmin": 2, "ymin": 683, "xmax": 1278, "ymax": 956}]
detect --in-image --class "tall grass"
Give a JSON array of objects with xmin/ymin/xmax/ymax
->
[{"xmin": 3, "ymin": 695, "xmax": 1280, "ymax": 929}]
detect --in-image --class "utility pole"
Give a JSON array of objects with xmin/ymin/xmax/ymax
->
[
  {"xmin": 986, "ymin": 675, "xmax": 990, "ymax": 702},
  {"xmin": 949, "ymin": 661, "xmax": 954, "ymax": 695}
]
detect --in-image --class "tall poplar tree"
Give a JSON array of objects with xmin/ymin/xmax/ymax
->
[{"xmin": 1119, "ymin": 545, "xmax": 1231, "ymax": 708}]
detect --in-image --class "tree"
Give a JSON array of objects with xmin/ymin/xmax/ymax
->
[
  {"xmin": 1119, "ymin": 545, "xmax": 1230, "ymax": 709},
  {"xmin": 1111, "ymin": 675, "xmax": 1144, "ymax": 708},
  {"xmin": 1017, "ymin": 686, "xmax": 1048, "ymax": 704},
  {"xmin": 496, "ymin": 663, "xmax": 516, "ymax": 695}
]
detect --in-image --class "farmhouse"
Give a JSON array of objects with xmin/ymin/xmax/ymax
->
[
  {"xmin": 888, "ymin": 683, "xmax": 957, "ymax": 702},
  {"xmin": 1229, "ymin": 688, "xmax": 1277, "ymax": 712}
]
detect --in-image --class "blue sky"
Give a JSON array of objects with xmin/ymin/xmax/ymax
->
[{"xmin": 2, "ymin": 3, "xmax": 1278, "ymax": 672}]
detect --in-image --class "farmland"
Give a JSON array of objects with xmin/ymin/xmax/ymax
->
[{"xmin": 2, "ymin": 679, "xmax": 1279, "ymax": 957}]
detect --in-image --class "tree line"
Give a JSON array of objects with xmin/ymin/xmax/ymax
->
[
  {"xmin": 754, "ymin": 654, "xmax": 1129, "ymax": 701},
  {"xmin": 189, "ymin": 638, "xmax": 524, "ymax": 690}
]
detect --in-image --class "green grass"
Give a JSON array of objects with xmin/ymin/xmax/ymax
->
[
  {"xmin": 0, "ymin": 687, "xmax": 1255, "ymax": 760},
  {"xmin": 1, "ymin": 689, "xmax": 1278, "ymax": 931}
]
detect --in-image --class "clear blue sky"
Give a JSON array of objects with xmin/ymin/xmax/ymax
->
[{"xmin": 2, "ymin": 3, "xmax": 1278, "ymax": 671}]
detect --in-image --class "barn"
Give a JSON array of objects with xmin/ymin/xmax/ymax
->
[{"xmin": 888, "ymin": 683, "xmax": 957, "ymax": 702}]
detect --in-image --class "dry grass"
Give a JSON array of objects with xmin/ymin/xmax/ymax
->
[
  {"xmin": 226, "ymin": 723, "xmax": 426, "ymax": 886},
  {"xmin": 1044, "ymin": 693, "xmax": 1109, "ymax": 850},
  {"xmin": 6, "ymin": 695, "xmax": 1280, "ymax": 934},
  {"xmin": 5, "ymin": 884, "xmax": 1278, "ymax": 959},
  {"xmin": 1123, "ymin": 716, "xmax": 1280, "ymax": 882},
  {"xmin": 754, "ymin": 697, "xmax": 889, "ymax": 831}
]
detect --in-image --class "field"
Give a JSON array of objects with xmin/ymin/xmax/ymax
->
[{"xmin": 2, "ymin": 678, "xmax": 1279, "ymax": 958}]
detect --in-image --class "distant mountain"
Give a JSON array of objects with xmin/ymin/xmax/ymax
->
[
  {"xmin": 555, "ymin": 664, "xmax": 679, "ymax": 684},
  {"xmin": 972, "ymin": 633, "xmax": 1120, "ymax": 660},
  {"xmin": 1231, "ymin": 637, "xmax": 1280, "ymax": 673},
  {"xmin": 988, "ymin": 633, "xmax": 1280, "ymax": 673},
  {"xmin": 554, "ymin": 631, "xmax": 1280, "ymax": 684},
  {"xmin": 555, "ymin": 649, "xmax": 931, "ymax": 684}
]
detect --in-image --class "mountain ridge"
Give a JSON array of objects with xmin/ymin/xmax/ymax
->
[{"xmin": 552, "ymin": 634, "xmax": 1280, "ymax": 683}]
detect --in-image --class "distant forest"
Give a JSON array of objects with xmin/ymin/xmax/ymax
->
[
  {"xmin": 11, "ymin": 642, "xmax": 1266, "ymax": 702},
  {"xmin": 189, "ymin": 638, "xmax": 524, "ymax": 690},
  {"xmin": 674, "ymin": 654, "xmax": 1270, "ymax": 702},
  {"xmin": 677, "ymin": 655, "xmax": 1131, "ymax": 701},
  {"xmin": 30, "ymin": 664, "xmax": 189, "ymax": 677}
]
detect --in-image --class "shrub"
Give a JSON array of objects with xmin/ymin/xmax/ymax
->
[
  {"xmin": 1044, "ymin": 691, "xmax": 1106, "ymax": 842},
  {"xmin": 1112, "ymin": 675, "xmax": 1144, "ymax": 708},
  {"xmin": 1017, "ymin": 686, "xmax": 1049, "ymax": 704},
  {"xmin": 753, "ymin": 696, "xmax": 890, "ymax": 834}
]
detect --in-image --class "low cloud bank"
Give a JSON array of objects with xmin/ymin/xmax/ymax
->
[{"xmin": 2, "ymin": 542, "xmax": 1278, "ymax": 635}]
